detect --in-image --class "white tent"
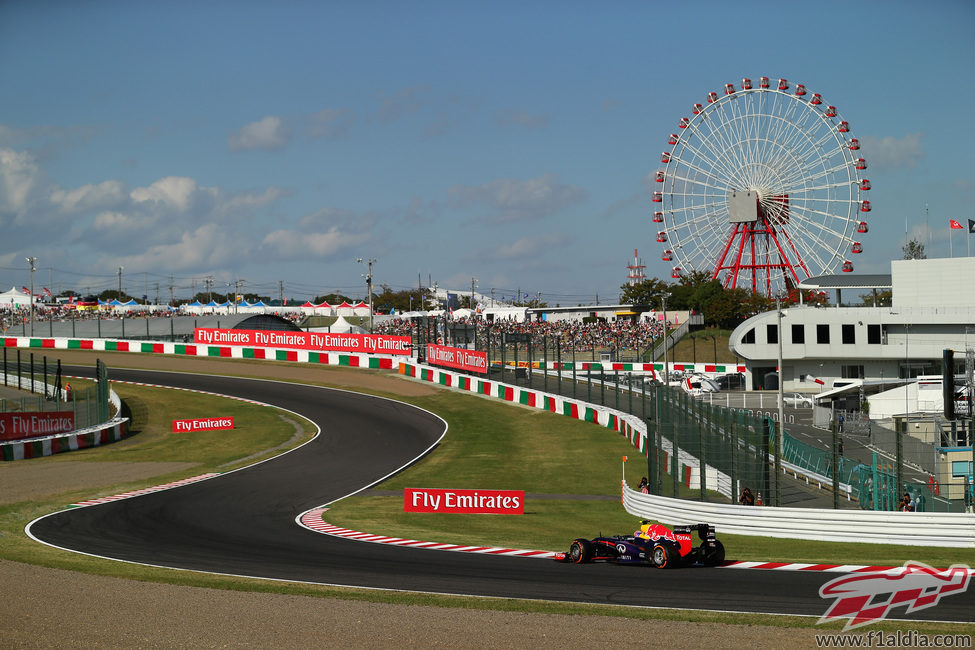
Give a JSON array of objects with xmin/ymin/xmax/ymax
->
[
  {"xmin": 307, "ymin": 316, "xmax": 367, "ymax": 334},
  {"xmin": 0, "ymin": 287, "xmax": 33, "ymax": 308}
]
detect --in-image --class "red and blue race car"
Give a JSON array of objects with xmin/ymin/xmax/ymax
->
[{"xmin": 558, "ymin": 521, "xmax": 725, "ymax": 569}]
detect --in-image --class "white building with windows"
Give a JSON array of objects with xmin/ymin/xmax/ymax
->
[{"xmin": 729, "ymin": 257, "xmax": 975, "ymax": 395}]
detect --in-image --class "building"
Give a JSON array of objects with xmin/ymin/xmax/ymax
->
[{"xmin": 729, "ymin": 257, "xmax": 975, "ymax": 395}]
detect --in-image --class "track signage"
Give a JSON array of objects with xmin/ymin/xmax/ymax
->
[
  {"xmin": 404, "ymin": 488, "xmax": 524, "ymax": 514},
  {"xmin": 194, "ymin": 328, "xmax": 411, "ymax": 355},
  {"xmin": 0, "ymin": 412, "xmax": 75, "ymax": 441},
  {"xmin": 426, "ymin": 344, "xmax": 488, "ymax": 374},
  {"xmin": 171, "ymin": 417, "xmax": 235, "ymax": 433}
]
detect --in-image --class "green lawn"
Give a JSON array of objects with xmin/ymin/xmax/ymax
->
[{"xmin": 325, "ymin": 389, "xmax": 973, "ymax": 568}]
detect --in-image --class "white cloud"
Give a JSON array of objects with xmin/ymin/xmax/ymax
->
[
  {"xmin": 112, "ymin": 223, "xmax": 238, "ymax": 271},
  {"xmin": 228, "ymin": 115, "xmax": 289, "ymax": 152},
  {"xmin": 448, "ymin": 173, "xmax": 588, "ymax": 222},
  {"xmin": 130, "ymin": 176, "xmax": 200, "ymax": 212},
  {"xmin": 859, "ymin": 133, "xmax": 923, "ymax": 171},
  {"xmin": 260, "ymin": 226, "xmax": 369, "ymax": 259},
  {"xmin": 50, "ymin": 180, "xmax": 126, "ymax": 213},
  {"xmin": 0, "ymin": 148, "xmax": 40, "ymax": 215}
]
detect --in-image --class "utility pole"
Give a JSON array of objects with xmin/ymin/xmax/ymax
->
[
  {"xmin": 154, "ymin": 283, "xmax": 160, "ymax": 306},
  {"xmin": 205, "ymin": 276, "xmax": 213, "ymax": 303},
  {"xmin": 168, "ymin": 275, "xmax": 175, "ymax": 306},
  {"xmin": 279, "ymin": 280, "xmax": 284, "ymax": 305},
  {"xmin": 470, "ymin": 277, "xmax": 478, "ymax": 312},
  {"xmin": 26, "ymin": 256, "xmax": 37, "ymax": 336},
  {"xmin": 117, "ymin": 266, "xmax": 124, "ymax": 299}
]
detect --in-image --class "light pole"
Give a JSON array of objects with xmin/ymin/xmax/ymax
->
[
  {"xmin": 357, "ymin": 257, "xmax": 376, "ymax": 332},
  {"xmin": 26, "ymin": 256, "xmax": 36, "ymax": 336},
  {"xmin": 775, "ymin": 296, "xmax": 785, "ymax": 508}
]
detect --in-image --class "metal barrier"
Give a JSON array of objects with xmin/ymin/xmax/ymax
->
[{"xmin": 621, "ymin": 483, "xmax": 975, "ymax": 547}]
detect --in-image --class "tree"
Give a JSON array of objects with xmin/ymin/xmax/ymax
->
[
  {"xmin": 902, "ymin": 238, "xmax": 926, "ymax": 260},
  {"xmin": 314, "ymin": 293, "xmax": 353, "ymax": 305},
  {"xmin": 619, "ymin": 278, "xmax": 669, "ymax": 308}
]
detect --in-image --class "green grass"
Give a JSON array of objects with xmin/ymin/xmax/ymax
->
[{"xmin": 325, "ymin": 389, "xmax": 974, "ymax": 568}]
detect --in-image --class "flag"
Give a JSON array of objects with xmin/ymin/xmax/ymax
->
[
  {"xmin": 950, "ymin": 219, "xmax": 963, "ymax": 229},
  {"xmin": 42, "ymin": 287, "xmax": 51, "ymax": 297},
  {"xmin": 969, "ymin": 219, "xmax": 975, "ymax": 234},
  {"xmin": 804, "ymin": 374, "xmax": 825, "ymax": 385},
  {"xmin": 21, "ymin": 286, "xmax": 30, "ymax": 295}
]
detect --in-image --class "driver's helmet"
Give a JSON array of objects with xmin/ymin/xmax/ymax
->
[{"xmin": 635, "ymin": 522, "xmax": 653, "ymax": 539}]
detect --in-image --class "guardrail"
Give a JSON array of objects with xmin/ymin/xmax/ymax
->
[{"xmin": 621, "ymin": 483, "xmax": 974, "ymax": 548}]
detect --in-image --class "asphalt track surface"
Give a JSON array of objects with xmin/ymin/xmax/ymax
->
[{"xmin": 27, "ymin": 366, "xmax": 975, "ymax": 624}]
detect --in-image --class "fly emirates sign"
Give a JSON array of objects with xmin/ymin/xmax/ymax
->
[
  {"xmin": 404, "ymin": 488, "xmax": 525, "ymax": 514},
  {"xmin": 194, "ymin": 328, "xmax": 411, "ymax": 355},
  {"xmin": 426, "ymin": 344, "xmax": 488, "ymax": 374}
]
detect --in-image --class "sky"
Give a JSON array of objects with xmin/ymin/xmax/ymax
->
[{"xmin": 1, "ymin": 0, "xmax": 974, "ymax": 306}]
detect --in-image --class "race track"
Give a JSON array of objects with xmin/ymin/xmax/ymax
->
[{"xmin": 26, "ymin": 366, "xmax": 975, "ymax": 624}]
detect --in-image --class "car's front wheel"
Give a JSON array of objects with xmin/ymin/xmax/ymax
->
[{"xmin": 569, "ymin": 538, "xmax": 593, "ymax": 564}]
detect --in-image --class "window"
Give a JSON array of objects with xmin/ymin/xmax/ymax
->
[
  {"xmin": 867, "ymin": 323, "xmax": 881, "ymax": 344},
  {"xmin": 816, "ymin": 324, "xmax": 830, "ymax": 344},
  {"xmin": 766, "ymin": 324, "xmax": 778, "ymax": 344},
  {"xmin": 842, "ymin": 324, "xmax": 855, "ymax": 344},
  {"xmin": 791, "ymin": 323, "xmax": 805, "ymax": 344},
  {"xmin": 742, "ymin": 328, "xmax": 755, "ymax": 344},
  {"xmin": 841, "ymin": 364, "xmax": 864, "ymax": 379}
]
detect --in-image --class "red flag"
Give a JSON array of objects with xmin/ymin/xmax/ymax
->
[
  {"xmin": 950, "ymin": 219, "xmax": 963, "ymax": 229},
  {"xmin": 21, "ymin": 286, "xmax": 30, "ymax": 295}
]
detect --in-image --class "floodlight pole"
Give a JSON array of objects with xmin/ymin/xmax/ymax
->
[
  {"xmin": 26, "ymin": 256, "xmax": 37, "ymax": 337},
  {"xmin": 358, "ymin": 257, "xmax": 376, "ymax": 332},
  {"xmin": 776, "ymin": 296, "xmax": 784, "ymax": 507}
]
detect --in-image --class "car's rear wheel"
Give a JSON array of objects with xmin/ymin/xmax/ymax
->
[
  {"xmin": 702, "ymin": 540, "xmax": 726, "ymax": 566},
  {"xmin": 569, "ymin": 538, "xmax": 593, "ymax": 564},
  {"xmin": 651, "ymin": 542, "xmax": 677, "ymax": 568}
]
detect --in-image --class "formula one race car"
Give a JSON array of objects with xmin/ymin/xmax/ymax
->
[{"xmin": 559, "ymin": 521, "xmax": 725, "ymax": 569}]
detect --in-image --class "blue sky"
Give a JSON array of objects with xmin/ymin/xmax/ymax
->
[{"xmin": 1, "ymin": 1, "xmax": 973, "ymax": 304}]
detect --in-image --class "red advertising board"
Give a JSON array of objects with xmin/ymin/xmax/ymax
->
[
  {"xmin": 427, "ymin": 344, "xmax": 488, "ymax": 374},
  {"xmin": 0, "ymin": 412, "xmax": 75, "ymax": 441},
  {"xmin": 404, "ymin": 488, "xmax": 524, "ymax": 514},
  {"xmin": 194, "ymin": 328, "xmax": 411, "ymax": 355},
  {"xmin": 171, "ymin": 417, "xmax": 235, "ymax": 433}
]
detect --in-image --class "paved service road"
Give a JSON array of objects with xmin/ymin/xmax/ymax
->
[{"xmin": 27, "ymin": 367, "xmax": 975, "ymax": 624}]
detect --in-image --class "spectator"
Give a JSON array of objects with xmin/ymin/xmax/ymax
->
[
  {"xmin": 838, "ymin": 438, "xmax": 844, "ymax": 457},
  {"xmin": 638, "ymin": 477, "xmax": 649, "ymax": 494},
  {"xmin": 739, "ymin": 486, "xmax": 755, "ymax": 506},
  {"xmin": 900, "ymin": 493, "xmax": 914, "ymax": 512},
  {"xmin": 837, "ymin": 413, "xmax": 845, "ymax": 433}
]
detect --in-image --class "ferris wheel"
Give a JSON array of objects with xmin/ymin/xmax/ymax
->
[{"xmin": 653, "ymin": 77, "xmax": 870, "ymax": 295}]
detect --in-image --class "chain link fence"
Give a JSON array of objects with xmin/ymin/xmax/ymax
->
[{"xmin": 1, "ymin": 348, "xmax": 112, "ymax": 431}]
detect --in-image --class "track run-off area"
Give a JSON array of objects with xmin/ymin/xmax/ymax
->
[{"xmin": 21, "ymin": 357, "xmax": 975, "ymax": 628}]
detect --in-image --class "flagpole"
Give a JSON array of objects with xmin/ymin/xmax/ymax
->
[{"xmin": 950, "ymin": 224, "xmax": 954, "ymax": 258}]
